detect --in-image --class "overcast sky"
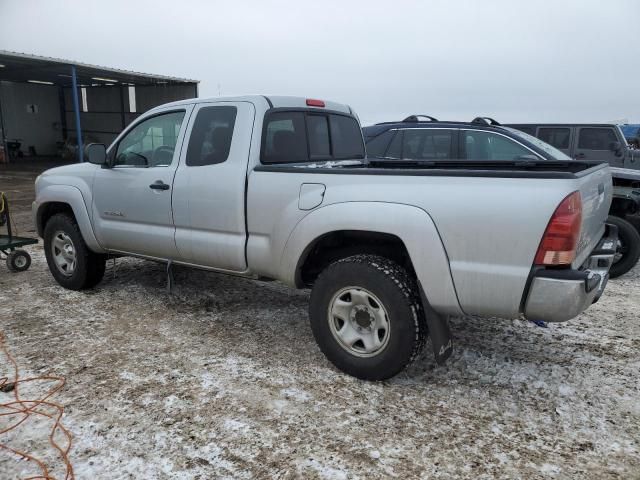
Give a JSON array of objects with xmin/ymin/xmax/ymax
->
[{"xmin": 1, "ymin": 0, "xmax": 638, "ymax": 125}]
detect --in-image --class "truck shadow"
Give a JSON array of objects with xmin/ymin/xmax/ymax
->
[{"xmin": 99, "ymin": 258, "xmax": 617, "ymax": 383}]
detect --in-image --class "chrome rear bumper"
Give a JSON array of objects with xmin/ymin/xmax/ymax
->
[{"xmin": 524, "ymin": 223, "xmax": 617, "ymax": 323}]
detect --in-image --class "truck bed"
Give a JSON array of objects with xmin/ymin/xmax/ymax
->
[{"xmin": 248, "ymin": 159, "xmax": 612, "ymax": 318}]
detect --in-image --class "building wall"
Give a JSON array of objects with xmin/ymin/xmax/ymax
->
[
  {"xmin": 63, "ymin": 83, "xmax": 197, "ymax": 146},
  {"xmin": 0, "ymin": 81, "xmax": 63, "ymax": 156},
  {"xmin": 64, "ymin": 86, "xmax": 127, "ymax": 145},
  {"xmin": 135, "ymin": 84, "xmax": 198, "ymax": 112}
]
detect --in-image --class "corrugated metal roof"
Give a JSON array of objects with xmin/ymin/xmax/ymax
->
[{"xmin": 0, "ymin": 50, "xmax": 198, "ymax": 86}]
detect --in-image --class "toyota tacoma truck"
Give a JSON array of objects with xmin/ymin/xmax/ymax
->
[{"xmin": 33, "ymin": 96, "xmax": 616, "ymax": 380}]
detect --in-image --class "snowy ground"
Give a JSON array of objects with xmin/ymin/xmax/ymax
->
[{"xmin": 0, "ymin": 166, "xmax": 639, "ymax": 479}]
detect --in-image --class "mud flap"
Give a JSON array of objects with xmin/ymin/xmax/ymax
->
[
  {"xmin": 166, "ymin": 260, "xmax": 175, "ymax": 293},
  {"xmin": 418, "ymin": 283, "xmax": 453, "ymax": 364}
]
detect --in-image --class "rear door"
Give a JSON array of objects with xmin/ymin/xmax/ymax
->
[
  {"xmin": 399, "ymin": 128, "xmax": 458, "ymax": 159},
  {"xmin": 460, "ymin": 129, "xmax": 539, "ymax": 160},
  {"xmin": 171, "ymin": 101, "xmax": 255, "ymax": 271},
  {"xmin": 574, "ymin": 127, "xmax": 623, "ymax": 167},
  {"xmin": 536, "ymin": 126, "xmax": 573, "ymax": 157}
]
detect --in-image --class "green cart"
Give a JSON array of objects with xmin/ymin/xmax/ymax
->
[{"xmin": 0, "ymin": 193, "xmax": 37, "ymax": 272}]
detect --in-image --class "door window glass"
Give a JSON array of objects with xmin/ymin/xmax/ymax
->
[
  {"xmin": 538, "ymin": 128, "xmax": 570, "ymax": 149},
  {"xmin": 578, "ymin": 128, "xmax": 617, "ymax": 150},
  {"xmin": 262, "ymin": 112, "xmax": 307, "ymax": 163},
  {"xmin": 402, "ymin": 129, "xmax": 453, "ymax": 159},
  {"xmin": 115, "ymin": 111, "xmax": 185, "ymax": 167},
  {"xmin": 386, "ymin": 130, "xmax": 403, "ymax": 158},
  {"xmin": 463, "ymin": 130, "xmax": 532, "ymax": 160},
  {"xmin": 186, "ymin": 106, "xmax": 237, "ymax": 166},
  {"xmin": 365, "ymin": 130, "xmax": 395, "ymax": 157}
]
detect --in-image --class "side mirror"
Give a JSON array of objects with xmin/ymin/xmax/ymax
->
[{"xmin": 85, "ymin": 143, "xmax": 107, "ymax": 165}]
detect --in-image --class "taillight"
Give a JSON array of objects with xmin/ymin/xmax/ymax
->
[
  {"xmin": 306, "ymin": 99, "xmax": 325, "ymax": 107},
  {"xmin": 534, "ymin": 191, "xmax": 582, "ymax": 266}
]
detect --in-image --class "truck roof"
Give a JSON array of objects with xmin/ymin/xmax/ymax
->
[{"xmin": 147, "ymin": 95, "xmax": 353, "ymax": 115}]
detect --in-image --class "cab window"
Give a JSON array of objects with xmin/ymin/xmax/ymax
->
[
  {"xmin": 463, "ymin": 130, "xmax": 532, "ymax": 160},
  {"xmin": 186, "ymin": 106, "xmax": 237, "ymax": 166},
  {"xmin": 115, "ymin": 111, "xmax": 185, "ymax": 167},
  {"xmin": 262, "ymin": 112, "xmax": 308, "ymax": 163},
  {"xmin": 261, "ymin": 111, "xmax": 364, "ymax": 163}
]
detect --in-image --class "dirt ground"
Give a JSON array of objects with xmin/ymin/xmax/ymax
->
[{"xmin": 0, "ymin": 163, "xmax": 638, "ymax": 479}]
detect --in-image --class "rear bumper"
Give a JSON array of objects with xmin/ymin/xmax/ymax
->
[{"xmin": 523, "ymin": 223, "xmax": 618, "ymax": 322}]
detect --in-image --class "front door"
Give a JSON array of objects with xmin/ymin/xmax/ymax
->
[
  {"xmin": 171, "ymin": 101, "xmax": 255, "ymax": 271},
  {"xmin": 574, "ymin": 127, "xmax": 623, "ymax": 167},
  {"xmin": 91, "ymin": 107, "xmax": 193, "ymax": 259}
]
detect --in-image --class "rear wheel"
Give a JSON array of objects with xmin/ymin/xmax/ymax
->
[
  {"xmin": 43, "ymin": 213, "xmax": 106, "ymax": 290},
  {"xmin": 608, "ymin": 215, "xmax": 640, "ymax": 278},
  {"xmin": 309, "ymin": 254, "xmax": 427, "ymax": 380}
]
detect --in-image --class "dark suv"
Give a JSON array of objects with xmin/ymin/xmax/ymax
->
[
  {"xmin": 363, "ymin": 115, "xmax": 571, "ymax": 163},
  {"xmin": 363, "ymin": 116, "xmax": 640, "ymax": 278}
]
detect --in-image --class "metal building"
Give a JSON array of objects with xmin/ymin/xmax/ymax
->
[{"xmin": 0, "ymin": 50, "xmax": 198, "ymax": 163}]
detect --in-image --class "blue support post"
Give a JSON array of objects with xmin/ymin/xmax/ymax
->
[{"xmin": 70, "ymin": 65, "xmax": 84, "ymax": 162}]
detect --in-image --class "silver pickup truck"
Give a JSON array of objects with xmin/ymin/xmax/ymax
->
[{"xmin": 33, "ymin": 95, "xmax": 617, "ymax": 380}]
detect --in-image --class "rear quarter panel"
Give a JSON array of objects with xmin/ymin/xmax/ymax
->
[{"xmin": 246, "ymin": 170, "xmax": 588, "ymax": 319}]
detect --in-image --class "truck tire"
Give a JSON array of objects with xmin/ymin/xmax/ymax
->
[
  {"xmin": 608, "ymin": 215, "xmax": 640, "ymax": 278},
  {"xmin": 309, "ymin": 254, "xmax": 427, "ymax": 380},
  {"xmin": 43, "ymin": 213, "xmax": 106, "ymax": 290}
]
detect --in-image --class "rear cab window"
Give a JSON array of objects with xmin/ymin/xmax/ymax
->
[{"xmin": 261, "ymin": 110, "xmax": 364, "ymax": 164}]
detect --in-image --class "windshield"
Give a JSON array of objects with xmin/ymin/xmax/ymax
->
[
  {"xmin": 620, "ymin": 125, "xmax": 640, "ymax": 138},
  {"xmin": 502, "ymin": 127, "xmax": 572, "ymax": 161}
]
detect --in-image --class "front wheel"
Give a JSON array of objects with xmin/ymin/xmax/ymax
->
[
  {"xmin": 608, "ymin": 215, "xmax": 640, "ymax": 278},
  {"xmin": 309, "ymin": 255, "xmax": 427, "ymax": 380},
  {"xmin": 43, "ymin": 213, "xmax": 106, "ymax": 290}
]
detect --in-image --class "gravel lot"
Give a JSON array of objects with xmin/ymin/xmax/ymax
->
[{"xmin": 1, "ymin": 164, "xmax": 639, "ymax": 479}]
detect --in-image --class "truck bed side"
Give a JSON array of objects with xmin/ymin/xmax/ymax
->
[{"xmin": 246, "ymin": 164, "xmax": 611, "ymax": 319}]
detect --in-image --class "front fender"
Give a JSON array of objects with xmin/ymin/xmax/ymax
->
[
  {"xmin": 280, "ymin": 202, "xmax": 463, "ymax": 316},
  {"xmin": 34, "ymin": 184, "xmax": 106, "ymax": 254}
]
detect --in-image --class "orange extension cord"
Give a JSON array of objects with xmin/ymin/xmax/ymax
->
[{"xmin": 0, "ymin": 332, "xmax": 74, "ymax": 480}]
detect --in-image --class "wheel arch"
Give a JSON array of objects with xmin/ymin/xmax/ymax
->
[
  {"xmin": 35, "ymin": 185, "xmax": 106, "ymax": 253},
  {"xmin": 610, "ymin": 196, "xmax": 640, "ymax": 218},
  {"xmin": 281, "ymin": 201, "xmax": 463, "ymax": 316}
]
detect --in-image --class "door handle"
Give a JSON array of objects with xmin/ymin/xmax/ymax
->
[
  {"xmin": 575, "ymin": 153, "xmax": 586, "ymax": 159},
  {"xmin": 149, "ymin": 181, "xmax": 170, "ymax": 191}
]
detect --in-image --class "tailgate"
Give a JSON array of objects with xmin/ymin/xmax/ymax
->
[{"xmin": 572, "ymin": 164, "xmax": 613, "ymax": 268}]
